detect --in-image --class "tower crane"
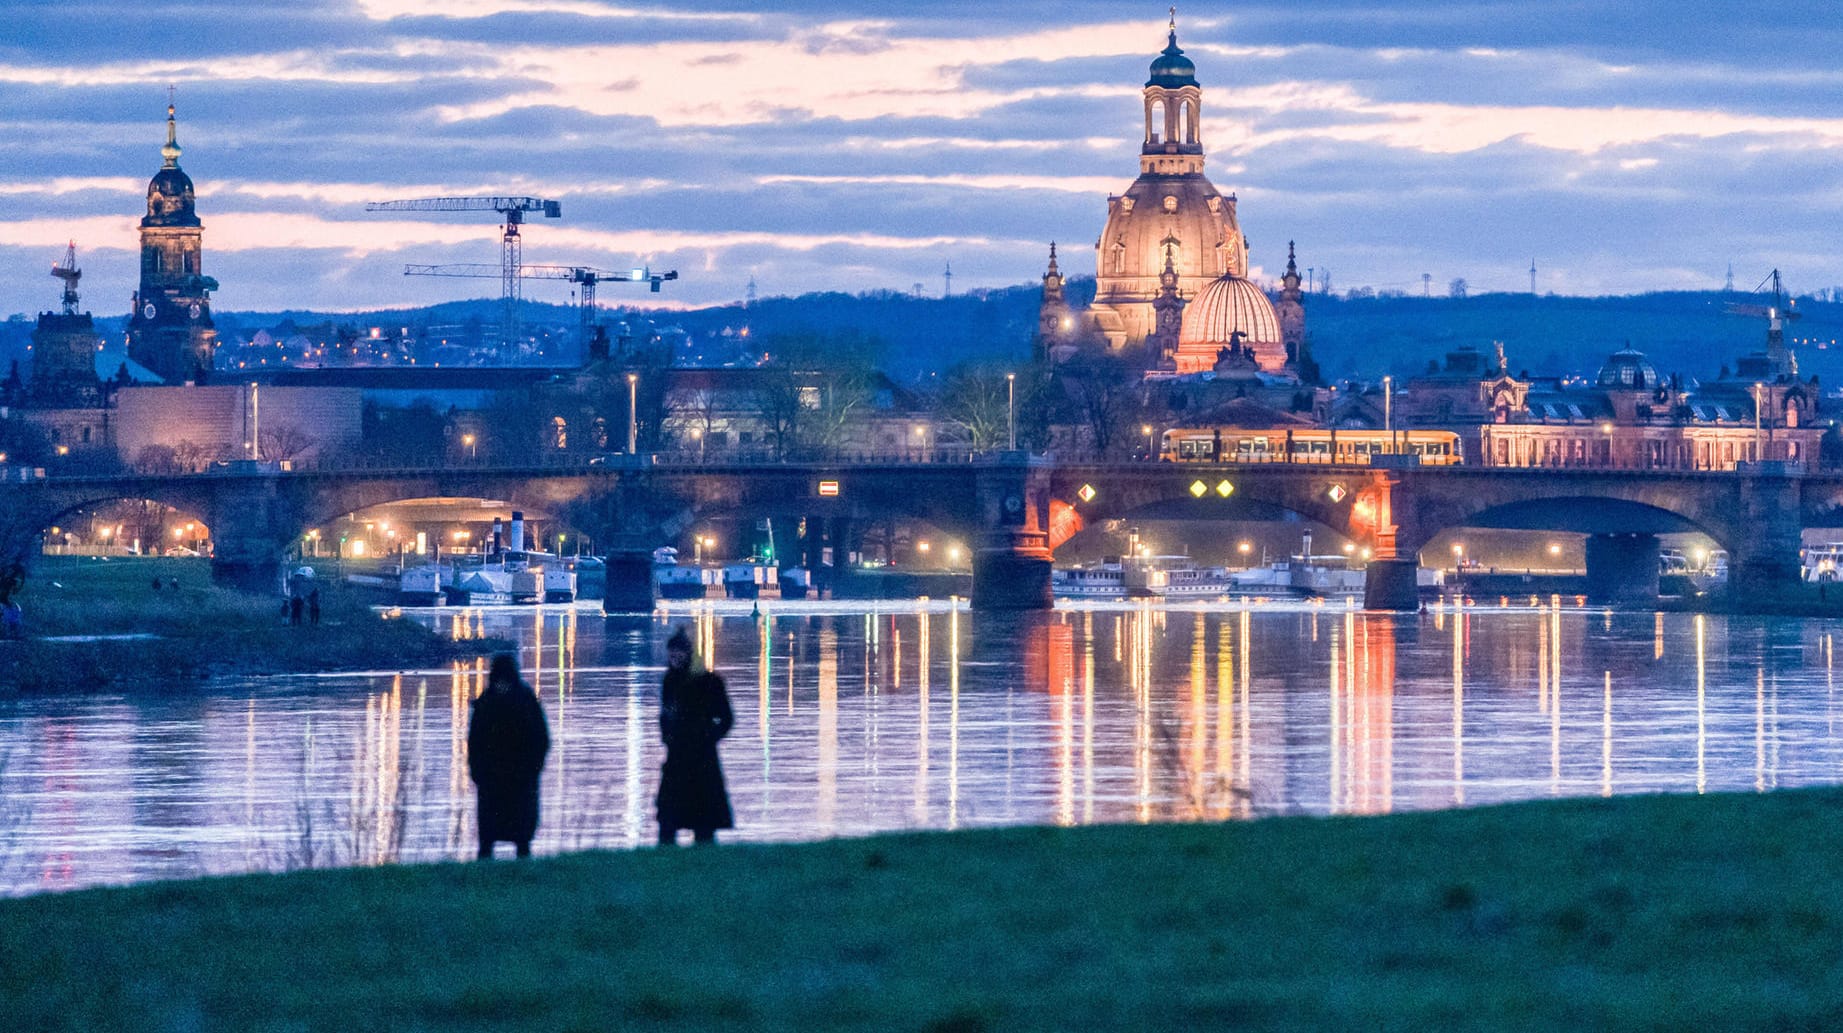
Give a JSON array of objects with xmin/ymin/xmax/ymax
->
[
  {"xmin": 364, "ymin": 196, "xmax": 562, "ymax": 351},
  {"xmin": 1725, "ymin": 268, "xmax": 1801, "ymax": 377},
  {"xmin": 404, "ymin": 263, "xmax": 678, "ymax": 356},
  {"xmin": 50, "ymin": 240, "xmax": 82, "ymax": 315}
]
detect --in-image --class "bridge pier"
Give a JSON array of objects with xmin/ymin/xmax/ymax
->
[
  {"xmin": 208, "ymin": 473, "xmax": 297, "ymax": 594},
  {"xmin": 1363, "ymin": 559, "xmax": 1420, "ymax": 612},
  {"xmin": 1729, "ymin": 470, "xmax": 1805, "ymax": 600},
  {"xmin": 1584, "ymin": 533, "xmax": 1660, "ymax": 604},
  {"xmin": 601, "ymin": 547, "xmax": 657, "ymax": 614},
  {"xmin": 970, "ymin": 457, "xmax": 1054, "ymax": 611},
  {"xmin": 971, "ymin": 533, "xmax": 1053, "ymax": 611}
]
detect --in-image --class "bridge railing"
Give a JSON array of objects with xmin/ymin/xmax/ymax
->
[{"xmin": 22, "ymin": 447, "xmax": 1005, "ymax": 481}]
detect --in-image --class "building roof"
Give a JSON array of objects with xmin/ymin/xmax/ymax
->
[{"xmin": 1147, "ymin": 28, "xmax": 1198, "ymax": 88}]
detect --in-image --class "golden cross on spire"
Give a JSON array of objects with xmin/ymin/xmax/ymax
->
[
  {"xmin": 167, "ymin": 83, "xmax": 176, "ymax": 111},
  {"xmin": 1169, "ymin": 6, "xmax": 1177, "ymax": 31}
]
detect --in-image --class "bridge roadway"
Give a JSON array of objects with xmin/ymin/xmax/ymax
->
[{"xmin": 2, "ymin": 454, "xmax": 1830, "ymax": 610}]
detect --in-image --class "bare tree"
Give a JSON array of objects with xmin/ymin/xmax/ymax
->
[
  {"xmin": 172, "ymin": 439, "xmax": 212, "ymax": 473},
  {"xmin": 1059, "ymin": 352, "xmax": 1140, "ymax": 457},
  {"xmin": 1449, "ymin": 277, "xmax": 1469, "ymax": 299},
  {"xmin": 258, "ymin": 424, "xmax": 317, "ymax": 463},
  {"xmin": 938, "ymin": 363, "xmax": 1012, "ymax": 450},
  {"xmin": 751, "ymin": 367, "xmax": 808, "ymax": 460}
]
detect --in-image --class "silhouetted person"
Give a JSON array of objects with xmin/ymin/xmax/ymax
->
[
  {"xmin": 168, "ymin": 577, "xmax": 179, "ymax": 591},
  {"xmin": 289, "ymin": 595, "xmax": 304, "ymax": 626},
  {"xmin": 151, "ymin": 578, "xmax": 162, "ymax": 592},
  {"xmin": 308, "ymin": 589, "xmax": 321, "ymax": 626},
  {"xmin": 468, "ymin": 653, "xmax": 550, "ymax": 859},
  {"xmin": 656, "ymin": 626, "xmax": 734, "ymax": 846}
]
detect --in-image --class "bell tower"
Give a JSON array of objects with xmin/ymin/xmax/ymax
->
[{"xmin": 128, "ymin": 96, "xmax": 219, "ymax": 384}]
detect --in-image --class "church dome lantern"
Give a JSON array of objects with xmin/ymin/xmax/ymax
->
[{"xmin": 1147, "ymin": 30, "xmax": 1197, "ymax": 88}]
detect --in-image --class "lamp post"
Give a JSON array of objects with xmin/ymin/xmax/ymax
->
[
  {"xmin": 1142, "ymin": 424, "xmax": 1154, "ymax": 461},
  {"xmin": 1382, "ymin": 374, "xmax": 1393, "ymax": 452},
  {"xmin": 462, "ymin": 433, "xmax": 476, "ymax": 460},
  {"xmin": 627, "ymin": 373, "xmax": 639, "ymax": 454},
  {"xmin": 1753, "ymin": 382, "xmax": 1764, "ymax": 462},
  {"xmin": 1006, "ymin": 372, "xmax": 1017, "ymax": 451}
]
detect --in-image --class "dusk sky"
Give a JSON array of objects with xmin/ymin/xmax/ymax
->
[{"xmin": 4, "ymin": 1, "xmax": 1842, "ymax": 318}]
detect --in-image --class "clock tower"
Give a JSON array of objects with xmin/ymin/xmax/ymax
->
[{"xmin": 128, "ymin": 99, "xmax": 218, "ymax": 384}]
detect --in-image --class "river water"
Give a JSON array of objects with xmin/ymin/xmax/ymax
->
[{"xmin": 2, "ymin": 598, "xmax": 1841, "ymax": 895}]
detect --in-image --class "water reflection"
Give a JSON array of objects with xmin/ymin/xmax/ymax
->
[{"xmin": 4, "ymin": 599, "xmax": 1843, "ymax": 893}]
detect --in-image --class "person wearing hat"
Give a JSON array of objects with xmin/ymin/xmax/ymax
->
[
  {"xmin": 656, "ymin": 626, "xmax": 735, "ymax": 846},
  {"xmin": 467, "ymin": 653, "xmax": 551, "ymax": 859}
]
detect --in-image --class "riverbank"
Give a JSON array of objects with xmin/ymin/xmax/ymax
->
[
  {"xmin": 0, "ymin": 556, "xmax": 504, "ymax": 693},
  {"xmin": 3, "ymin": 788, "xmax": 1839, "ymax": 1030}
]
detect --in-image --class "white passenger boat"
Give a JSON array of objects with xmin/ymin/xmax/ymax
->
[
  {"xmin": 1052, "ymin": 563, "xmax": 1128, "ymax": 598},
  {"xmin": 723, "ymin": 561, "xmax": 780, "ymax": 599},
  {"xmin": 398, "ymin": 564, "xmax": 444, "ymax": 606},
  {"xmin": 1147, "ymin": 564, "xmax": 1233, "ymax": 597}
]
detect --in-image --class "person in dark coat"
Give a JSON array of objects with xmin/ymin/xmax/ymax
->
[
  {"xmin": 657, "ymin": 626, "xmax": 735, "ymax": 846},
  {"xmin": 307, "ymin": 589, "xmax": 321, "ymax": 626},
  {"xmin": 467, "ymin": 653, "xmax": 551, "ymax": 859}
]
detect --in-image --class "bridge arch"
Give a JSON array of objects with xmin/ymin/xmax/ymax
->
[{"xmin": 1046, "ymin": 466, "xmax": 1381, "ymax": 556}]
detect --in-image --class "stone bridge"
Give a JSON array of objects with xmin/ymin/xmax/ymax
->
[{"xmin": 1, "ymin": 455, "xmax": 1831, "ymax": 610}]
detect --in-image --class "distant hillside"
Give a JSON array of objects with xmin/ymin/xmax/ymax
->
[{"xmin": 6, "ymin": 280, "xmax": 1837, "ymax": 388}]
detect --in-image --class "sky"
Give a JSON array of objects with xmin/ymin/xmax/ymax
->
[{"xmin": 4, "ymin": 0, "xmax": 1843, "ymax": 318}]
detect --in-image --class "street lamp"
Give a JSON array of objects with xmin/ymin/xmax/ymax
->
[
  {"xmin": 1006, "ymin": 372, "xmax": 1017, "ymax": 451},
  {"xmin": 1382, "ymin": 374, "xmax": 1393, "ymax": 451},
  {"xmin": 1451, "ymin": 542, "xmax": 1464, "ymax": 569},
  {"xmin": 627, "ymin": 372, "xmax": 639, "ymax": 454},
  {"xmin": 462, "ymin": 433, "xmax": 476, "ymax": 459},
  {"xmin": 1142, "ymin": 423, "xmax": 1154, "ymax": 460},
  {"xmin": 1753, "ymin": 382, "xmax": 1765, "ymax": 462}
]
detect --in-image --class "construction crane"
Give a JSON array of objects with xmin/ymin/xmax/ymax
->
[
  {"xmin": 364, "ymin": 196, "xmax": 562, "ymax": 350},
  {"xmin": 50, "ymin": 240, "xmax": 81, "ymax": 315},
  {"xmin": 404, "ymin": 263, "xmax": 678, "ymax": 355},
  {"xmin": 1725, "ymin": 268, "xmax": 1801, "ymax": 377}
]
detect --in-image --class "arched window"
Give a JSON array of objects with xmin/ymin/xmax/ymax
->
[
  {"xmin": 592, "ymin": 417, "xmax": 608, "ymax": 449},
  {"xmin": 552, "ymin": 416, "xmax": 568, "ymax": 450},
  {"xmin": 1179, "ymin": 101, "xmax": 1193, "ymax": 145},
  {"xmin": 1148, "ymin": 100, "xmax": 1166, "ymax": 145},
  {"xmin": 1785, "ymin": 397, "xmax": 1801, "ymax": 428}
]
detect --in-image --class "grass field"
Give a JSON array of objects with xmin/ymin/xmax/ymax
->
[
  {"xmin": 0, "ymin": 555, "xmax": 500, "ymax": 693},
  {"xmin": 4, "ymin": 789, "xmax": 1842, "ymax": 1031}
]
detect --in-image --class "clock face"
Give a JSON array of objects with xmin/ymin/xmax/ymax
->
[
  {"xmin": 142, "ymin": 302, "xmax": 157, "ymax": 320},
  {"xmin": 189, "ymin": 303, "xmax": 201, "ymax": 319}
]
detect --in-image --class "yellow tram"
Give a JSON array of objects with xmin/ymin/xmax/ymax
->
[{"xmin": 1158, "ymin": 427, "xmax": 1463, "ymax": 465}]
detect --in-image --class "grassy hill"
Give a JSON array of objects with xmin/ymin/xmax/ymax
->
[{"xmin": 4, "ymin": 789, "xmax": 1842, "ymax": 1030}]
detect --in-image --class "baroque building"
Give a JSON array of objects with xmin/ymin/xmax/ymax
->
[
  {"xmin": 1039, "ymin": 17, "xmax": 1315, "ymax": 387},
  {"xmin": 1088, "ymin": 18, "xmax": 1244, "ymax": 351},
  {"xmin": 127, "ymin": 101, "xmax": 219, "ymax": 385}
]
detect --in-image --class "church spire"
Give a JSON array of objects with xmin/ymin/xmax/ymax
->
[{"xmin": 161, "ymin": 91, "xmax": 182, "ymax": 169}]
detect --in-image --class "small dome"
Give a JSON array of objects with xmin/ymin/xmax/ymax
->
[
  {"xmin": 1596, "ymin": 347, "xmax": 1659, "ymax": 390},
  {"xmin": 1147, "ymin": 31, "xmax": 1197, "ymax": 88},
  {"xmin": 149, "ymin": 166, "xmax": 193, "ymax": 198},
  {"xmin": 1174, "ymin": 274, "xmax": 1285, "ymax": 375},
  {"xmin": 1180, "ymin": 275, "xmax": 1282, "ymax": 350}
]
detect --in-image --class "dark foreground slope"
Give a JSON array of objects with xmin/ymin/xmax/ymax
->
[{"xmin": 5, "ymin": 789, "xmax": 1843, "ymax": 1031}]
